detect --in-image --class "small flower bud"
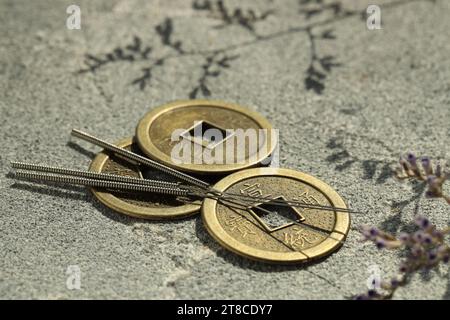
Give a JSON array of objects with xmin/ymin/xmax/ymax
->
[
  {"xmin": 390, "ymin": 278, "xmax": 400, "ymax": 288},
  {"xmin": 422, "ymin": 234, "xmax": 433, "ymax": 244},
  {"xmin": 436, "ymin": 164, "xmax": 442, "ymax": 177},
  {"xmin": 369, "ymin": 227, "xmax": 379, "ymax": 236},
  {"xmin": 421, "ymin": 157, "xmax": 432, "ymax": 175},
  {"xmin": 398, "ymin": 233, "xmax": 410, "ymax": 243},
  {"xmin": 411, "ymin": 245, "xmax": 423, "ymax": 257},
  {"xmin": 407, "ymin": 153, "xmax": 417, "ymax": 166},
  {"xmin": 425, "ymin": 190, "xmax": 435, "ymax": 198},
  {"xmin": 427, "ymin": 175, "xmax": 436, "ymax": 185},
  {"xmin": 443, "ymin": 255, "xmax": 449, "ymax": 264},
  {"xmin": 376, "ymin": 239, "xmax": 385, "ymax": 249},
  {"xmin": 437, "ymin": 245, "xmax": 448, "ymax": 253},
  {"xmin": 368, "ymin": 290, "xmax": 376, "ymax": 297},
  {"xmin": 414, "ymin": 216, "xmax": 429, "ymax": 229},
  {"xmin": 399, "ymin": 264, "xmax": 408, "ymax": 273},
  {"xmin": 413, "ymin": 230, "xmax": 424, "ymax": 242},
  {"xmin": 428, "ymin": 251, "xmax": 437, "ymax": 262}
]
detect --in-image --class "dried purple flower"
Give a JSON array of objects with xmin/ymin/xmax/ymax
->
[
  {"xmin": 376, "ymin": 239, "xmax": 385, "ymax": 249},
  {"xmin": 407, "ymin": 153, "xmax": 417, "ymax": 166},
  {"xmin": 428, "ymin": 250, "xmax": 437, "ymax": 260},
  {"xmin": 421, "ymin": 157, "xmax": 432, "ymax": 175},
  {"xmin": 354, "ymin": 153, "xmax": 450, "ymax": 300},
  {"xmin": 431, "ymin": 229, "xmax": 445, "ymax": 242},
  {"xmin": 413, "ymin": 231, "xmax": 423, "ymax": 242},
  {"xmin": 396, "ymin": 154, "xmax": 449, "ymax": 204},
  {"xmin": 415, "ymin": 216, "xmax": 430, "ymax": 229},
  {"xmin": 399, "ymin": 264, "xmax": 408, "ymax": 273},
  {"xmin": 398, "ymin": 232, "xmax": 410, "ymax": 243},
  {"xmin": 436, "ymin": 164, "xmax": 442, "ymax": 177},
  {"xmin": 390, "ymin": 277, "xmax": 400, "ymax": 288},
  {"xmin": 411, "ymin": 245, "xmax": 423, "ymax": 257},
  {"xmin": 423, "ymin": 234, "xmax": 432, "ymax": 244},
  {"xmin": 356, "ymin": 216, "xmax": 449, "ymax": 300},
  {"xmin": 370, "ymin": 227, "xmax": 378, "ymax": 236},
  {"xmin": 443, "ymin": 255, "xmax": 449, "ymax": 264}
]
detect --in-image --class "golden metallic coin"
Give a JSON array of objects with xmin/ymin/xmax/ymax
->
[
  {"xmin": 201, "ymin": 168, "xmax": 350, "ymax": 264},
  {"xmin": 135, "ymin": 100, "xmax": 277, "ymax": 175},
  {"xmin": 89, "ymin": 137, "xmax": 201, "ymax": 219}
]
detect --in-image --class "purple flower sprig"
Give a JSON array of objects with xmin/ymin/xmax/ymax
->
[
  {"xmin": 360, "ymin": 225, "xmax": 402, "ymax": 249},
  {"xmin": 355, "ymin": 216, "xmax": 450, "ymax": 300},
  {"xmin": 396, "ymin": 153, "xmax": 449, "ymax": 204}
]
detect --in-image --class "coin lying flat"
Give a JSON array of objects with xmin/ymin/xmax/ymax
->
[
  {"xmin": 202, "ymin": 168, "xmax": 350, "ymax": 264},
  {"xmin": 135, "ymin": 100, "xmax": 277, "ymax": 175},
  {"xmin": 89, "ymin": 137, "xmax": 201, "ymax": 219}
]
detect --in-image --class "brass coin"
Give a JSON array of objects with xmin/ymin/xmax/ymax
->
[
  {"xmin": 202, "ymin": 168, "xmax": 350, "ymax": 264},
  {"xmin": 89, "ymin": 137, "xmax": 201, "ymax": 219},
  {"xmin": 135, "ymin": 100, "xmax": 277, "ymax": 175}
]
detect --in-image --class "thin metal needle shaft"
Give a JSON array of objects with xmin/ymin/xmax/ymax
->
[
  {"xmin": 71, "ymin": 129, "xmax": 210, "ymax": 189},
  {"xmin": 11, "ymin": 162, "xmax": 181, "ymax": 188},
  {"xmin": 14, "ymin": 171, "xmax": 191, "ymax": 196},
  {"xmin": 214, "ymin": 192, "xmax": 360, "ymax": 214},
  {"xmin": 11, "ymin": 164, "xmax": 356, "ymax": 213},
  {"xmin": 70, "ymin": 130, "xmax": 359, "ymax": 214}
]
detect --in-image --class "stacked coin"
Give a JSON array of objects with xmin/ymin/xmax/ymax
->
[
  {"xmin": 11, "ymin": 99, "xmax": 351, "ymax": 264},
  {"xmin": 91, "ymin": 99, "xmax": 277, "ymax": 219},
  {"xmin": 88, "ymin": 100, "xmax": 349, "ymax": 263}
]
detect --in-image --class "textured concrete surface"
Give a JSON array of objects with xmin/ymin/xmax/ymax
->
[{"xmin": 1, "ymin": 0, "xmax": 449, "ymax": 299}]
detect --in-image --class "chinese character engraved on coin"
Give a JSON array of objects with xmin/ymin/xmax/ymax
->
[
  {"xmin": 224, "ymin": 213, "xmax": 256, "ymax": 238},
  {"xmin": 283, "ymin": 227, "xmax": 320, "ymax": 250}
]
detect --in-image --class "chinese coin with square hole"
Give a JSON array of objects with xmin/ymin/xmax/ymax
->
[{"xmin": 201, "ymin": 167, "xmax": 350, "ymax": 263}]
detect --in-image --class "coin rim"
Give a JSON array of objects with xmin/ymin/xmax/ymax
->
[
  {"xmin": 201, "ymin": 167, "xmax": 351, "ymax": 264},
  {"xmin": 135, "ymin": 99, "xmax": 277, "ymax": 174},
  {"xmin": 89, "ymin": 137, "xmax": 201, "ymax": 220}
]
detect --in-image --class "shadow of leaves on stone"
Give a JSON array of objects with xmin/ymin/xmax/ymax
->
[
  {"xmin": 193, "ymin": 0, "xmax": 274, "ymax": 34},
  {"xmin": 77, "ymin": 0, "xmax": 431, "ymax": 97},
  {"xmin": 325, "ymin": 137, "xmax": 393, "ymax": 184},
  {"xmin": 380, "ymin": 182, "xmax": 426, "ymax": 234},
  {"xmin": 78, "ymin": 36, "xmax": 152, "ymax": 74},
  {"xmin": 189, "ymin": 53, "xmax": 239, "ymax": 99}
]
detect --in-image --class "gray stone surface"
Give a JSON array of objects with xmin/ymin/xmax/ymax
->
[{"xmin": 1, "ymin": 0, "xmax": 449, "ymax": 299}]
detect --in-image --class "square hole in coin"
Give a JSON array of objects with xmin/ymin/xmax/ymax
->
[
  {"xmin": 250, "ymin": 196, "xmax": 305, "ymax": 232},
  {"xmin": 181, "ymin": 120, "xmax": 232, "ymax": 149}
]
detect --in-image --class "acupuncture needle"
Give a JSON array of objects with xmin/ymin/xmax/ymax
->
[
  {"xmin": 214, "ymin": 199, "xmax": 348, "ymax": 249},
  {"xmin": 11, "ymin": 162, "xmax": 182, "ymax": 188},
  {"xmin": 205, "ymin": 192, "xmax": 359, "ymax": 214},
  {"xmin": 71, "ymin": 129, "xmax": 210, "ymax": 189},
  {"xmin": 209, "ymin": 191, "xmax": 361, "ymax": 214},
  {"xmin": 12, "ymin": 129, "xmax": 354, "ymax": 215},
  {"xmin": 11, "ymin": 169, "xmax": 277, "ymax": 217},
  {"xmin": 11, "ymin": 162, "xmax": 356, "ymax": 214},
  {"xmin": 13, "ymin": 171, "xmax": 191, "ymax": 196},
  {"xmin": 70, "ymin": 129, "xmax": 359, "ymax": 214},
  {"xmin": 11, "ymin": 161, "xmax": 357, "ymax": 214},
  {"xmin": 9, "ymin": 163, "xmax": 279, "ymax": 216},
  {"xmin": 69, "ymin": 129, "xmax": 281, "ymax": 215}
]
